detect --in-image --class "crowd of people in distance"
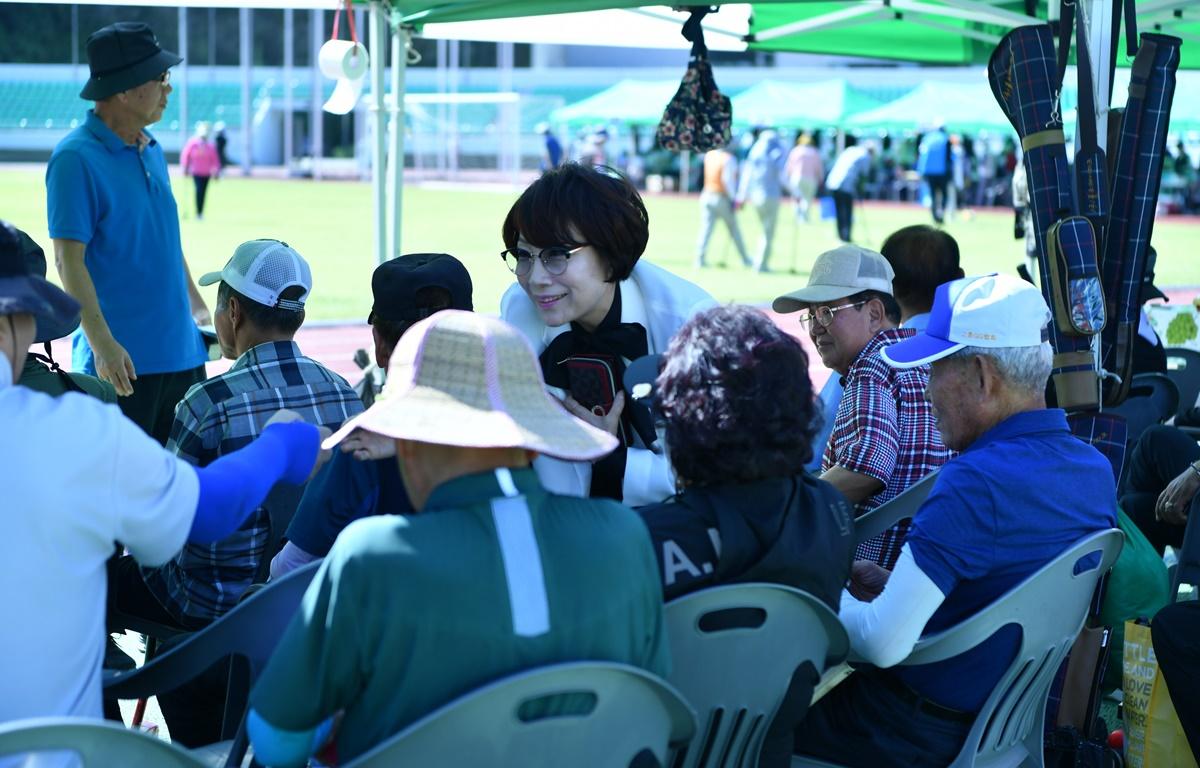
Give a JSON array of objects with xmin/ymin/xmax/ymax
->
[
  {"xmin": 691, "ymin": 121, "xmax": 1014, "ymax": 271},
  {"xmin": 4, "ymin": 18, "xmax": 1200, "ymax": 768}
]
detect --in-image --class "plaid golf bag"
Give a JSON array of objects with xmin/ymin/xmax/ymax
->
[
  {"xmin": 988, "ymin": 24, "xmax": 1105, "ymax": 413},
  {"xmin": 1099, "ymin": 32, "xmax": 1182, "ymax": 406}
]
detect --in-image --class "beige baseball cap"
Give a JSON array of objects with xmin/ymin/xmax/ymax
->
[{"xmin": 772, "ymin": 245, "xmax": 895, "ymax": 313}]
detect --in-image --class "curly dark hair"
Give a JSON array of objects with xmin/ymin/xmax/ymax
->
[
  {"xmin": 501, "ymin": 162, "xmax": 648, "ymax": 283},
  {"xmin": 657, "ymin": 305, "xmax": 820, "ymax": 487}
]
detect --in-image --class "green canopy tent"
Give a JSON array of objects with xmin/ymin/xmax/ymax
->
[
  {"xmin": 845, "ymin": 81, "xmax": 1014, "ymax": 134},
  {"xmin": 730, "ymin": 79, "xmax": 888, "ymax": 128},
  {"xmin": 747, "ymin": 1, "xmax": 1046, "ymax": 65},
  {"xmin": 747, "ymin": 1, "xmax": 1199, "ymax": 69},
  {"xmin": 549, "ymin": 80, "xmax": 682, "ymax": 127}
]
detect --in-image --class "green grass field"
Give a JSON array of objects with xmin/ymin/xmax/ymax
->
[{"xmin": 2, "ymin": 167, "xmax": 1195, "ymax": 321}]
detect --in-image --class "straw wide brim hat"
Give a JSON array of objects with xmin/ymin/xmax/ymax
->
[{"xmin": 323, "ymin": 310, "xmax": 619, "ymax": 462}]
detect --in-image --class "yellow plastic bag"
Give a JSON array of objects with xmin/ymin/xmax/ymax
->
[{"xmin": 1122, "ymin": 620, "xmax": 1198, "ymax": 768}]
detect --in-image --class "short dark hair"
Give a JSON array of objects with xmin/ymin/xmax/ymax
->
[
  {"xmin": 845, "ymin": 289, "xmax": 901, "ymax": 325},
  {"xmin": 371, "ymin": 285, "xmax": 454, "ymax": 350},
  {"xmin": 501, "ymin": 162, "xmax": 648, "ymax": 283},
  {"xmin": 657, "ymin": 305, "xmax": 820, "ymax": 486},
  {"xmin": 216, "ymin": 281, "xmax": 305, "ymax": 335},
  {"xmin": 880, "ymin": 225, "xmax": 962, "ymax": 312}
]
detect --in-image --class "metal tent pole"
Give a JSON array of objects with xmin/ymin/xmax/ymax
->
[
  {"xmin": 370, "ymin": 1, "xmax": 388, "ymax": 266},
  {"xmin": 499, "ymin": 40, "xmax": 517, "ymax": 185},
  {"xmin": 239, "ymin": 8, "xmax": 252, "ymax": 175},
  {"xmin": 449, "ymin": 40, "xmax": 460, "ymax": 178},
  {"xmin": 284, "ymin": 8, "xmax": 294, "ymax": 172},
  {"xmin": 387, "ymin": 14, "xmax": 409, "ymax": 262},
  {"xmin": 1085, "ymin": 0, "xmax": 1114, "ymax": 153},
  {"xmin": 311, "ymin": 9, "xmax": 324, "ymax": 181}
]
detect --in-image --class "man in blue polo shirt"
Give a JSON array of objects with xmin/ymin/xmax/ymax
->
[
  {"xmin": 47, "ymin": 22, "xmax": 209, "ymax": 444},
  {"xmin": 793, "ymin": 274, "xmax": 1117, "ymax": 766}
]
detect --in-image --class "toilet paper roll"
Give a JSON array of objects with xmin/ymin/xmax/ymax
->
[{"xmin": 319, "ymin": 39, "xmax": 369, "ymax": 116}]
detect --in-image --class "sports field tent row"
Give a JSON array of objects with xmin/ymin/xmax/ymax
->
[
  {"xmin": 40, "ymin": 0, "xmax": 1195, "ymax": 266},
  {"xmin": 549, "ymin": 78, "xmax": 892, "ymax": 130},
  {"xmin": 361, "ymin": 0, "xmax": 1197, "ymax": 266},
  {"xmin": 548, "ymin": 72, "xmax": 1200, "ymax": 135}
]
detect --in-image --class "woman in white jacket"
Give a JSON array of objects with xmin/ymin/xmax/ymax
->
[{"xmin": 500, "ymin": 163, "xmax": 715, "ymax": 506}]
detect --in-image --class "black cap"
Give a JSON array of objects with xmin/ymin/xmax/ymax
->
[
  {"xmin": 0, "ymin": 221, "xmax": 81, "ymax": 341},
  {"xmin": 368, "ymin": 253, "xmax": 473, "ymax": 325},
  {"xmin": 80, "ymin": 22, "xmax": 181, "ymax": 101},
  {"xmin": 1141, "ymin": 246, "xmax": 1168, "ymax": 304}
]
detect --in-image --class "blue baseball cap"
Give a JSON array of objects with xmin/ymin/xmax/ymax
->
[{"xmin": 881, "ymin": 273, "xmax": 1051, "ymax": 368}]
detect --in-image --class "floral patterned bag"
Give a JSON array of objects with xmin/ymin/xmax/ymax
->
[{"xmin": 655, "ymin": 8, "xmax": 732, "ymax": 153}]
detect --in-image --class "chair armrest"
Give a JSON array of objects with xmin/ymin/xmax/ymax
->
[
  {"xmin": 854, "ymin": 469, "xmax": 940, "ymax": 546},
  {"xmin": 109, "ymin": 610, "xmax": 190, "ymax": 644}
]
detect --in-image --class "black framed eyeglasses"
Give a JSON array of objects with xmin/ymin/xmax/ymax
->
[
  {"xmin": 157, "ymin": 70, "xmax": 171, "ymax": 86},
  {"xmin": 500, "ymin": 244, "xmax": 588, "ymax": 277},
  {"xmin": 797, "ymin": 301, "xmax": 867, "ymax": 330}
]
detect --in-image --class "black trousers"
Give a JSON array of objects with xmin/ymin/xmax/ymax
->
[
  {"xmin": 1120, "ymin": 425, "xmax": 1200, "ymax": 554},
  {"xmin": 103, "ymin": 556, "xmax": 208, "ymax": 723},
  {"xmin": 116, "ymin": 365, "xmax": 206, "ymax": 446},
  {"xmin": 1152, "ymin": 600, "xmax": 1200, "ymax": 762},
  {"xmin": 793, "ymin": 668, "xmax": 969, "ymax": 767},
  {"xmin": 925, "ymin": 174, "xmax": 950, "ymax": 223},
  {"xmin": 832, "ymin": 190, "xmax": 855, "ymax": 243},
  {"xmin": 193, "ymin": 175, "xmax": 211, "ymax": 216}
]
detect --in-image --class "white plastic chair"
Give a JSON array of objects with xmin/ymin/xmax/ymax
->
[
  {"xmin": 342, "ymin": 661, "xmax": 696, "ymax": 768},
  {"xmin": 793, "ymin": 528, "xmax": 1124, "ymax": 768},
  {"xmin": 0, "ymin": 717, "xmax": 206, "ymax": 767},
  {"xmin": 666, "ymin": 583, "xmax": 850, "ymax": 767}
]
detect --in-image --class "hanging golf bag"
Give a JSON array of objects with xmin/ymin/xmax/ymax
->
[
  {"xmin": 988, "ymin": 23, "xmax": 1106, "ymax": 412},
  {"xmin": 1099, "ymin": 32, "xmax": 1182, "ymax": 406}
]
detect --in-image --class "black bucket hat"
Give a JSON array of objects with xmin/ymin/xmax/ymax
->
[
  {"xmin": 12, "ymin": 228, "xmax": 80, "ymax": 343},
  {"xmin": 0, "ymin": 222, "xmax": 81, "ymax": 341},
  {"xmin": 80, "ymin": 22, "xmax": 182, "ymax": 101}
]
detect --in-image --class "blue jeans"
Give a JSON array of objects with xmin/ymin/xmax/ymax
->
[{"xmin": 793, "ymin": 668, "xmax": 970, "ymax": 767}]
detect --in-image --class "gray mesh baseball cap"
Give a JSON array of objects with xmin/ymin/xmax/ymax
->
[
  {"xmin": 199, "ymin": 239, "xmax": 312, "ymax": 311},
  {"xmin": 773, "ymin": 245, "xmax": 895, "ymax": 313}
]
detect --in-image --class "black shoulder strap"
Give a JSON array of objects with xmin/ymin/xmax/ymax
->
[
  {"xmin": 30, "ymin": 343, "xmax": 87, "ymax": 395},
  {"xmin": 1075, "ymin": 6, "xmax": 1099, "ymax": 158},
  {"xmin": 1122, "ymin": 0, "xmax": 1138, "ymax": 58},
  {"xmin": 681, "ymin": 6, "xmax": 712, "ymax": 60},
  {"xmin": 1057, "ymin": 1, "xmax": 1075, "ymax": 90}
]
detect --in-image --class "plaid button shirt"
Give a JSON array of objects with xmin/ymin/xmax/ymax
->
[
  {"xmin": 143, "ymin": 340, "xmax": 364, "ymax": 622},
  {"xmin": 821, "ymin": 328, "xmax": 952, "ymax": 569}
]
